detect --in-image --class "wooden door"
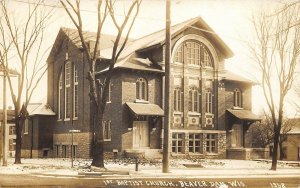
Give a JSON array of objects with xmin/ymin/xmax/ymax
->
[
  {"xmin": 133, "ymin": 121, "xmax": 149, "ymax": 148},
  {"xmin": 232, "ymin": 124, "xmax": 243, "ymax": 148}
]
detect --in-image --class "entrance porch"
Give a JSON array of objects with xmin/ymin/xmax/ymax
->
[
  {"xmin": 226, "ymin": 109, "xmax": 265, "ymax": 159},
  {"xmin": 123, "ymin": 102, "xmax": 164, "ymax": 158}
]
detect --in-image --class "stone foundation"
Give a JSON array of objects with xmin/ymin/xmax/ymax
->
[{"xmin": 227, "ymin": 148, "xmax": 269, "ymax": 160}]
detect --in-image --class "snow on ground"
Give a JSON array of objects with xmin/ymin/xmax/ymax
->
[{"xmin": 0, "ymin": 158, "xmax": 298, "ymax": 176}]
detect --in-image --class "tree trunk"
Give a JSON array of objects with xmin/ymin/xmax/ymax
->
[
  {"xmin": 271, "ymin": 127, "xmax": 279, "ymax": 170},
  {"xmin": 91, "ymin": 104, "xmax": 105, "ymax": 168},
  {"xmin": 279, "ymin": 137, "xmax": 285, "ymax": 160},
  {"xmin": 14, "ymin": 115, "xmax": 25, "ymax": 164}
]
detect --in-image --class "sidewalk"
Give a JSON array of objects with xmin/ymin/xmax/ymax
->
[{"xmin": 0, "ymin": 158, "xmax": 299, "ymax": 178}]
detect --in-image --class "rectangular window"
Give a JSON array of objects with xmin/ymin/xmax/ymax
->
[
  {"xmin": 206, "ymin": 134, "xmax": 217, "ymax": 153},
  {"xmin": 9, "ymin": 126, "xmax": 16, "ymax": 135},
  {"xmin": 103, "ymin": 121, "xmax": 111, "ymax": 141},
  {"xmin": 62, "ymin": 145, "xmax": 67, "ymax": 158},
  {"xmin": 65, "ymin": 62, "xmax": 71, "ymax": 119},
  {"xmin": 189, "ymin": 133, "xmax": 202, "ymax": 153},
  {"xmin": 74, "ymin": 67, "xmax": 78, "ymax": 118},
  {"xmin": 71, "ymin": 145, "xmax": 77, "ymax": 159},
  {"xmin": 107, "ymin": 83, "xmax": 112, "ymax": 102},
  {"xmin": 172, "ymin": 133, "xmax": 184, "ymax": 153},
  {"xmin": 174, "ymin": 88, "xmax": 183, "ymax": 112},
  {"xmin": 24, "ymin": 119, "xmax": 28, "ymax": 134},
  {"xmin": 206, "ymin": 91, "xmax": 212, "ymax": 113},
  {"xmin": 58, "ymin": 74, "xmax": 63, "ymax": 120},
  {"xmin": 55, "ymin": 145, "xmax": 59, "ymax": 158},
  {"xmin": 9, "ymin": 139, "xmax": 16, "ymax": 151}
]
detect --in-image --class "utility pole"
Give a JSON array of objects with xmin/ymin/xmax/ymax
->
[
  {"xmin": 2, "ymin": 68, "xmax": 7, "ymax": 166},
  {"xmin": 162, "ymin": 0, "xmax": 171, "ymax": 173}
]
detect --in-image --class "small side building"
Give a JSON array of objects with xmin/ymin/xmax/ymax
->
[
  {"xmin": 282, "ymin": 118, "xmax": 300, "ymax": 161},
  {"xmin": 0, "ymin": 109, "xmax": 16, "ymax": 158},
  {"xmin": 21, "ymin": 103, "xmax": 55, "ymax": 158}
]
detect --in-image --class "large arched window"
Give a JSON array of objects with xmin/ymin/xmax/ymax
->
[
  {"xmin": 65, "ymin": 61, "xmax": 71, "ymax": 119},
  {"xmin": 173, "ymin": 40, "xmax": 213, "ymax": 67},
  {"xmin": 136, "ymin": 78, "xmax": 148, "ymax": 101},
  {"xmin": 73, "ymin": 65, "xmax": 78, "ymax": 118},
  {"xmin": 58, "ymin": 72, "xmax": 63, "ymax": 120},
  {"xmin": 189, "ymin": 86, "xmax": 200, "ymax": 112},
  {"xmin": 205, "ymin": 89, "xmax": 213, "ymax": 113},
  {"xmin": 174, "ymin": 87, "xmax": 183, "ymax": 112},
  {"xmin": 234, "ymin": 88, "xmax": 242, "ymax": 107}
]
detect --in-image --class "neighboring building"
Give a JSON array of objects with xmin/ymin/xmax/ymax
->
[
  {"xmin": 47, "ymin": 17, "xmax": 262, "ymax": 159},
  {"xmin": 282, "ymin": 118, "xmax": 300, "ymax": 161},
  {"xmin": 0, "ymin": 109, "xmax": 16, "ymax": 158},
  {"xmin": 21, "ymin": 103, "xmax": 55, "ymax": 158}
]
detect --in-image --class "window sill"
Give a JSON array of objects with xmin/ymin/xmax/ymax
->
[
  {"xmin": 106, "ymin": 101, "xmax": 112, "ymax": 104},
  {"xmin": 205, "ymin": 152, "xmax": 218, "ymax": 155},
  {"xmin": 24, "ymin": 132, "xmax": 28, "ymax": 135},
  {"xmin": 73, "ymin": 117, "xmax": 78, "ymax": 121},
  {"xmin": 173, "ymin": 111, "xmax": 183, "ymax": 115},
  {"xmin": 104, "ymin": 139, "xmax": 111, "ymax": 142},
  {"xmin": 188, "ymin": 112, "xmax": 201, "ymax": 116},
  {"xmin": 135, "ymin": 99, "xmax": 149, "ymax": 104},
  {"xmin": 232, "ymin": 106, "xmax": 243, "ymax": 110},
  {"xmin": 57, "ymin": 119, "xmax": 62, "ymax": 122},
  {"xmin": 64, "ymin": 118, "xmax": 70, "ymax": 121},
  {"xmin": 188, "ymin": 153, "xmax": 203, "ymax": 155}
]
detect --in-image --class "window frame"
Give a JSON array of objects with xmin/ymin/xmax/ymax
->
[
  {"xmin": 136, "ymin": 77, "xmax": 148, "ymax": 101},
  {"xmin": 9, "ymin": 138, "xmax": 16, "ymax": 151},
  {"xmin": 24, "ymin": 119, "xmax": 29, "ymax": 134},
  {"xmin": 189, "ymin": 86, "xmax": 200, "ymax": 113},
  {"xmin": 188, "ymin": 133, "xmax": 202, "ymax": 153},
  {"xmin": 173, "ymin": 87, "xmax": 183, "ymax": 112},
  {"xmin": 206, "ymin": 134, "xmax": 217, "ymax": 153},
  {"xmin": 64, "ymin": 61, "xmax": 71, "ymax": 120},
  {"xmin": 73, "ymin": 65, "xmax": 78, "ymax": 119},
  {"xmin": 173, "ymin": 40, "xmax": 213, "ymax": 67},
  {"xmin": 103, "ymin": 120, "xmax": 112, "ymax": 141},
  {"xmin": 205, "ymin": 90, "xmax": 213, "ymax": 113},
  {"xmin": 58, "ymin": 72, "xmax": 63, "ymax": 120},
  {"xmin": 233, "ymin": 88, "xmax": 242, "ymax": 108},
  {"xmin": 172, "ymin": 133, "xmax": 184, "ymax": 153}
]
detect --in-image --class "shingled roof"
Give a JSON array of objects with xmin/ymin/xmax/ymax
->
[
  {"xmin": 100, "ymin": 17, "xmax": 234, "ymax": 60},
  {"xmin": 47, "ymin": 27, "xmax": 132, "ymax": 62}
]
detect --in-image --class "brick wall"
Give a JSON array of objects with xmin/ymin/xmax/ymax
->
[{"xmin": 53, "ymin": 132, "xmax": 92, "ymax": 159}]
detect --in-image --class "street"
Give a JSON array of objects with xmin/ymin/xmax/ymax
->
[{"xmin": 0, "ymin": 174, "xmax": 299, "ymax": 188}]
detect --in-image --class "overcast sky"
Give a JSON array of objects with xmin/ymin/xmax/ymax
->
[{"xmin": 1, "ymin": 0, "xmax": 298, "ymax": 117}]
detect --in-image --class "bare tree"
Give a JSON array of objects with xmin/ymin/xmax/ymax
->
[
  {"xmin": 0, "ymin": 0, "xmax": 53, "ymax": 164},
  {"xmin": 251, "ymin": 111, "xmax": 295, "ymax": 160},
  {"xmin": 60, "ymin": 0, "xmax": 141, "ymax": 168},
  {"xmin": 249, "ymin": 2, "xmax": 300, "ymax": 170}
]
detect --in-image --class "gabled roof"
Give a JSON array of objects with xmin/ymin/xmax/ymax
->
[
  {"xmin": 220, "ymin": 70, "xmax": 255, "ymax": 84},
  {"xmin": 97, "ymin": 56, "xmax": 164, "ymax": 74},
  {"xmin": 100, "ymin": 17, "xmax": 234, "ymax": 60},
  {"xmin": 47, "ymin": 27, "xmax": 132, "ymax": 62},
  {"xmin": 126, "ymin": 102, "xmax": 164, "ymax": 116},
  {"xmin": 285, "ymin": 118, "xmax": 300, "ymax": 134},
  {"xmin": 227, "ymin": 109, "xmax": 261, "ymax": 121},
  {"xmin": 27, "ymin": 103, "xmax": 55, "ymax": 116}
]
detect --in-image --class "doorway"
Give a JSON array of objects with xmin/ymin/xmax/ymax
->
[{"xmin": 133, "ymin": 121, "xmax": 149, "ymax": 148}]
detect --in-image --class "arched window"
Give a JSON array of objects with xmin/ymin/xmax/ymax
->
[
  {"xmin": 136, "ymin": 78, "xmax": 148, "ymax": 100},
  {"xmin": 189, "ymin": 86, "xmax": 200, "ymax": 112},
  {"xmin": 173, "ymin": 40, "xmax": 213, "ymax": 67},
  {"xmin": 65, "ymin": 61, "xmax": 71, "ymax": 119},
  {"xmin": 58, "ymin": 72, "xmax": 63, "ymax": 120},
  {"xmin": 234, "ymin": 88, "xmax": 242, "ymax": 107},
  {"xmin": 174, "ymin": 87, "xmax": 183, "ymax": 112},
  {"xmin": 73, "ymin": 65, "xmax": 78, "ymax": 118},
  {"xmin": 205, "ymin": 89, "xmax": 212, "ymax": 113}
]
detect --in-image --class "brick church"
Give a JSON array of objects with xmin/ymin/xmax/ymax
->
[{"xmin": 23, "ymin": 17, "xmax": 266, "ymax": 159}]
